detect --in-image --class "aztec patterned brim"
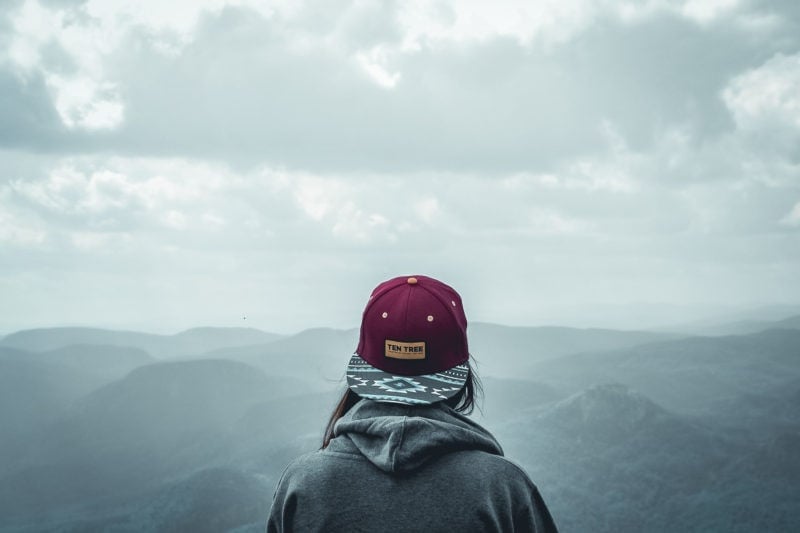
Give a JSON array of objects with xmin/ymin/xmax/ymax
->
[{"xmin": 346, "ymin": 353, "xmax": 468, "ymax": 405}]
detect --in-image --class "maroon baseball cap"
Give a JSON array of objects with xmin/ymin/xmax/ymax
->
[{"xmin": 346, "ymin": 275, "xmax": 470, "ymax": 405}]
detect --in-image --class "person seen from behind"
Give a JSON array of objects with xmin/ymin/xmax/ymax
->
[{"xmin": 267, "ymin": 275, "xmax": 558, "ymax": 532}]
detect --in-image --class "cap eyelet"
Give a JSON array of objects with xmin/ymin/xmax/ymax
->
[
  {"xmin": 382, "ymin": 312, "xmax": 388, "ymax": 318},
  {"xmin": 427, "ymin": 315, "xmax": 434, "ymax": 322}
]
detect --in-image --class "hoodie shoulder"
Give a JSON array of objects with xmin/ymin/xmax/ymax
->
[
  {"xmin": 269, "ymin": 427, "xmax": 558, "ymax": 532},
  {"xmin": 279, "ymin": 447, "xmax": 359, "ymax": 480}
]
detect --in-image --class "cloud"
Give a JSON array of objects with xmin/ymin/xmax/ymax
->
[
  {"xmin": 2, "ymin": 0, "xmax": 290, "ymax": 132},
  {"xmin": 2, "ymin": 156, "xmax": 426, "ymax": 251},
  {"xmin": 1, "ymin": 0, "xmax": 794, "ymax": 171},
  {"xmin": 292, "ymin": 175, "xmax": 397, "ymax": 243},
  {"xmin": 3, "ymin": 157, "xmax": 240, "ymax": 254},
  {"xmin": 723, "ymin": 51, "xmax": 800, "ymax": 131},
  {"xmin": 397, "ymin": 0, "xmax": 749, "ymax": 50},
  {"xmin": 356, "ymin": 45, "xmax": 402, "ymax": 88},
  {"xmin": 0, "ymin": 195, "xmax": 47, "ymax": 246},
  {"xmin": 10, "ymin": 157, "xmax": 218, "ymax": 215},
  {"xmin": 0, "ymin": 148, "xmax": 798, "ymax": 332},
  {"xmin": 0, "ymin": 69, "xmax": 65, "ymax": 148},
  {"xmin": 1, "ymin": 1, "xmax": 799, "ymax": 332},
  {"xmin": 94, "ymin": 10, "xmax": 768, "ymax": 172},
  {"xmin": 782, "ymin": 201, "xmax": 800, "ymax": 227},
  {"xmin": 413, "ymin": 196, "xmax": 439, "ymax": 224},
  {"xmin": 47, "ymin": 74, "xmax": 124, "ymax": 129},
  {"xmin": 5, "ymin": 0, "xmax": 126, "ymax": 130},
  {"xmin": 331, "ymin": 205, "xmax": 391, "ymax": 243}
]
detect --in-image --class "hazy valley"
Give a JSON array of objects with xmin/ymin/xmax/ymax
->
[{"xmin": 1, "ymin": 315, "xmax": 799, "ymax": 532}]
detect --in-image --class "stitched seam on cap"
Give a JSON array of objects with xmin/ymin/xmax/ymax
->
[
  {"xmin": 403, "ymin": 285, "xmax": 412, "ymax": 334},
  {"xmin": 418, "ymin": 284, "xmax": 468, "ymax": 364},
  {"xmin": 418, "ymin": 284, "xmax": 460, "ymax": 327}
]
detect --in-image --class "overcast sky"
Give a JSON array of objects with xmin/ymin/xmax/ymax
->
[{"xmin": 1, "ymin": 0, "xmax": 799, "ymax": 335}]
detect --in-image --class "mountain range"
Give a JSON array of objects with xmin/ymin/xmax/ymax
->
[
  {"xmin": 2, "ymin": 313, "xmax": 799, "ymax": 532},
  {"xmin": 0, "ymin": 327, "xmax": 283, "ymax": 359}
]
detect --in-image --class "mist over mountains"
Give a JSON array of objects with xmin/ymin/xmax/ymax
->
[
  {"xmin": 2, "ymin": 312, "xmax": 799, "ymax": 532},
  {"xmin": 1, "ymin": 328, "xmax": 283, "ymax": 359}
]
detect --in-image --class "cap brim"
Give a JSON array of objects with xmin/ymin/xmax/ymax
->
[{"xmin": 346, "ymin": 353, "xmax": 468, "ymax": 405}]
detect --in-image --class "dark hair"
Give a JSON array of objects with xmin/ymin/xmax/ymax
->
[{"xmin": 321, "ymin": 359, "xmax": 483, "ymax": 449}]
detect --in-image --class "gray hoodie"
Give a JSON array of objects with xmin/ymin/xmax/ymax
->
[{"xmin": 266, "ymin": 399, "xmax": 557, "ymax": 532}]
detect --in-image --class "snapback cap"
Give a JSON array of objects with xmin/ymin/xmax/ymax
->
[{"xmin": 346, "ymin": 275, "xmax": 469, "ymax": 405}]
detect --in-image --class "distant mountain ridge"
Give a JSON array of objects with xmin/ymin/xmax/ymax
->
[
  {"xmin": 198, "ymin": 327, "xmax": 360, "ymax": 383},
  {"xmin": 662, "ymin": 312, "xmax": 800, "ymax": 337},
  {"xmin": 194, "ymin": 323, "xmax": 682, "ymax": 383},
  {"xmin": 527, "ymin": 328, "xmax": 800, "ymax": 415},
  {"xmin": 468, "ymin": 322, "xmax": 682, "ymax": 378},
  {"xmin": 0, "ymin": 326, "xmax": 284, "ymax": 358}
]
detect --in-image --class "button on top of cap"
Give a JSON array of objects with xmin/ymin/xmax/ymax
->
[{"xmin": 407, "ymin": 277, "xmax": 418, "ymax": 285}]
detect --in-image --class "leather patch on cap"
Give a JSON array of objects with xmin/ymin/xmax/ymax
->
[{"xmin": 385, "ymin": 340, "xmax": 426, "ymax": 360}]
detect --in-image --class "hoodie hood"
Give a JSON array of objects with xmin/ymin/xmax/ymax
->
[{"xmin": 332, "ymin": 399, "xmax": 503, "ymax": 474}]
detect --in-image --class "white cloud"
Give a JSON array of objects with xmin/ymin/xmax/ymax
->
[
  {"xmin": 1, "ymin": 148, "xmax": 798, "ymax": 332},
  {"xmin": 501, "ymin": 124, "xmax": 646, "ymax": 194},
  {"xmin": 294, "ymin": 177, "xmax": 340, "ymax": 221},
  {"xmin": 680, "ymin": 0, "xmax": 741, "ymax": 24},
  {"xmin": 615, "ymin": 0, "xmax": 744, "ymax": 25},
  {"xmin": 331, "ymin": 204, "xmax": 391, "ymax": 243},
  {"xmin": 782, "ymin": 201, "xmax": 800, "ymax": 227},
  {"xmin": 3, "ymin": 0, "xmax": 770, "ymax": 135},
  {"xmin": 526, "ymin": 207, "xmax": 589, "ymax": 235},
  {"xmin": 398, "ymin": 0, "xmax": 598, "ymax": 49},
  {"xmin": 46, "ymin": 75, "xmax": 125, "ymax": 130},
  {"xmin": 1, "ymin": 151, "xmax": 645, "ymax": 253},
  {"xmin": 70, "ymin": 231, "xmax": 118, "ymax": 250},
  {"xmin": 0, "ymin": 199, "xmax": 47, "ymax": 246},
  {"xmin": 723, "ymin": 52, "xmax": 800, "ymax": 131},
  {"xmin": 84, "ymin": 0, "xmax": 236, "ymax": 39},
  {"xmin": 5, "ymin": 0, "xmax": 64, "ymax": 71},
  {"xmin": 293, "ymin": 175, "xmax": 399, "ymax": 243},
  {"xmin": 6, "ymin": 0, "xmax": 128, "ymax": 130},
  {"xmin": 413, "ymin": 197, "xmax": 440, "ymax": 224},
  {"xmin": 502, "ymin": 168, "xmax": 635, "ymax": 194},
  {"xmin": 10, "ymin": 159, "xmax": 216, "ymax": 216},
  {"xmin": 3, "ymin": 0, "xmax": 285, "ymax": 131},
  {"xmin": 356, "ymin": 45, "xmax": 401, "ymax": 88},
  {"xmin": 6, "ymin": 120, "xmax": 781, "ymax": 255},
  {"xmin": 6, "ymin": 157, "xmax": 235, "ymax": 243},
  {"xmin": 162, "ymin": 210, "xmax": 188, "ymax": 230},
  {"xmin": 397, "ymin": 0, "xmax": 750, "ymax": 51},
  {"xmin": 5, "ymin": 157, "xmax": 411, "ymax": 248}
]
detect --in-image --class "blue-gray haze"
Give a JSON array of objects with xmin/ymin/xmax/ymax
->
[{"xmin": 1, "ymin": 320, "xmax": 799, "ymax": 532}]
